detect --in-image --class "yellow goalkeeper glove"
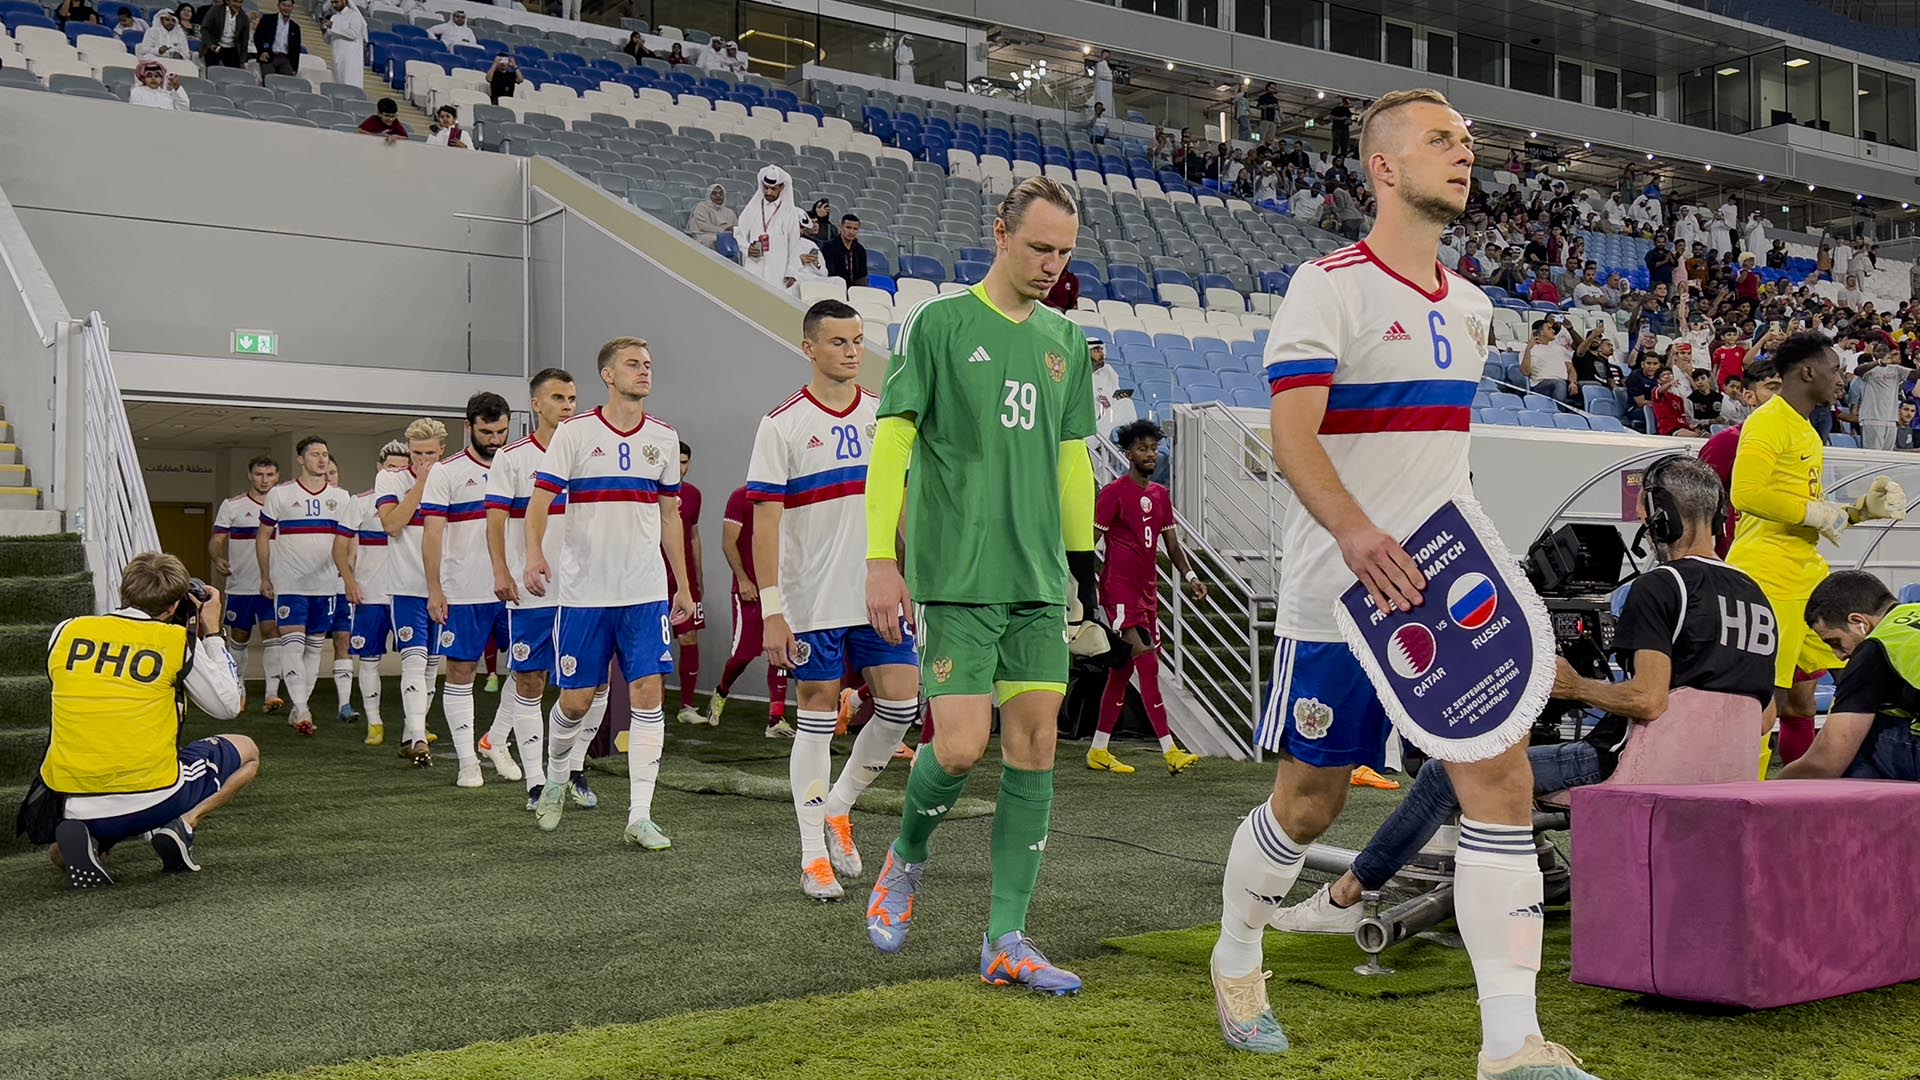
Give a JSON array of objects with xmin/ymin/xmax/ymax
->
[
  {"xmin": 1848, "ymin": 476, "xmax": 1908, "ymax": 525},
  {"xmin": 1801, "ymin": 500, "xmax": 1850, "ymax": 545}
]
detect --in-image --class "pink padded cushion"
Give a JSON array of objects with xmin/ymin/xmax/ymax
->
[
  {"xmin": 1572, "ymin": 780, "xmax": 1920, "ymax": 1008},
  {"xmin": 1539, "ymin": 688, "xmax": 1765, "ymax": 807}
]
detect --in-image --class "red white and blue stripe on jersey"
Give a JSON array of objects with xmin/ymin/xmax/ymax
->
[
  {"xmin": 419, "ymin": 497, "xmax": 489, "ymax": 523},
  {"xmin": 534, "ymin": 472, "xmax": 679, "ymax": 503},
  {"xmin": 482, "ymin": 492, "xmax": 568, "ymax": 516},
  {"xmin": 213, "ymin": 524, "xmax": 260, "ymax": 539},
  {"xmin": 748, "ymin": 464, "xmax": 866, "ymax": 507},
  {"xmin": 357, "ymin": 529, "xmax": 389, "ymax": 547},
  {"xmin": 259, "ymin": 514, "xmax": 352, "ymax": 537}
]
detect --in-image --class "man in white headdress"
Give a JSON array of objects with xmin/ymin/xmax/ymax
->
[
  {"xmin": 428, "ymin": 9, "xmax": 476, "ymax": 49},
  {"xmin": 894, "ymin": 34, "xmax": 914, "ymax": 83},
  {"xmin": 733, "ymin": 165, "xmax": 804, "ymax": 294},
  {"xmin": 137, "ymin": 6, "xmax": 189, "ymax": 57},
  {"xmin": 1742, "ymin": 210, "xmax": 1768, "ymax": 256},
  {"xmin": 1602, "ymin": 192, "xmax": 1628, "ymax": 233},
  {"xmin": 1629, "ymin": 190, "xmax": 1662, "ymax": 232},
  {"xmin": 324, "ymin": 0, "xmax": 366, "ymax": 89},
  {"xmin": 1673, "ymin": 206, "xmax": 1702, "ymax": 250},
  {"xmin": 1707, "ymin": 201, "xmax": 1734, "ymax": 258}
]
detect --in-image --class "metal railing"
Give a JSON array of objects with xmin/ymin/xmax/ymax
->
[
  {"xmin": 76, "ymin": 313, "xmax": 157, "ymax": 613},
  {"xmin": 1169, "ymin": 402, "xmax": 1291, "ymax": 601}
]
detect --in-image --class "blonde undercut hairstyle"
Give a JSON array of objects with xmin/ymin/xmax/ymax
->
[
  {"xmin": 378, "ymin": 439, "xmax": 408, "ymax": 462},
  {"xmin": 597, "ymin": 336, "xmax": 651, "ymax": 370},
  {"xmin": 404, "ymin": 417, "xmax": 448, "ymax": 444},
  {"xmin": 1357, "ymin": 88, "xmax": 1457, "ymax": 190},
  {"xmin": 996, "ymin": 176, "xmax": 1078, "ymax": 232}
]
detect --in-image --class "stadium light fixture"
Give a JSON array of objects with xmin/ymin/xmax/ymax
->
[
  {"xmin": 1858, "ymin": 193, "xmax": 1866, "ymax": 200},
  {"xmin": 1646, "ymin": 152, "xmax": 1654, "ymax": 160},
  {"xmin": 1167, "ymin": 61, "xmax": 1175, "ymax": 70},
  {"xmin": 1582, "ymin": 140, "xmax": 1591, "ymax": 148},
  {"xmin": 1757, "ymin": 173, "xmax": 1765, "ymax": 180},
  {"xmin": 1703, "ymin": 163, "xmax": 1712, "ymax": 171},
  {"xmin": 1905, "ymin": 202, "xmax": 1912, "ymax": 209},
  {"xmin": 1785, "ymin": 57, "xmax": 1811, "ymax": 67},
  {"xmin": 1243, "ymin": 76, "xmax": 1251, "ymax": 85},
  {"xmin": 1808, "ymin": 183, "xmax": 1816, "ymax": 191},
  {"xmin": 1317, "ymin": 90, "xmax": 1325, "ymax": 99},
  {"xmin": 1528, "ymin": 130, "xmax": 1537, "ymax": 137},
  {"xmin": 1717, "ymin": 67, "xmax": 1739, "ymax": 76},
  {"xmin": 1083, "ymin": 44, "xmax": 1092, "ymax": 54}
]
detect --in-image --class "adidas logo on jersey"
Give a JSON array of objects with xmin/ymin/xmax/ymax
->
[
  {"xmin": 589, "ymin": 447, "xmax": 606, "ymax": 457},
  {"xmin": 968, "ymin": 347, "xmax": 993, "ymax": 364},
  {"xmin": 1382, "ymin": 321, "xmax": 1413, "ymax": 342},
  {"xmin": 807, "ymin": 436, "xmax": 824, "ymax": 449}
]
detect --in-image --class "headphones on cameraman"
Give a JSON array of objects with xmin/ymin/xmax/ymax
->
[{"xmin": 1640, "ymin": 452, "xmax": 1729, "ymax": 547}]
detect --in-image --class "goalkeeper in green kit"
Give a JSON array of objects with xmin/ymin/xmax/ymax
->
[{"xmin": 861, "ymin": 176, "xmax": 1099, "ymax": 995}]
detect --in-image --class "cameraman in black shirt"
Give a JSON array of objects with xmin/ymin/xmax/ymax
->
[{"xmin": 1267, "ymin": 456, "xmax": 1778, "ymax": 933}]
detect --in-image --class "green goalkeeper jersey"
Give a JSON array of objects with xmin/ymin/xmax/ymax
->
[{"xmin": 880, "ymin": 284, "xmax": 1096, "ymax": 606}]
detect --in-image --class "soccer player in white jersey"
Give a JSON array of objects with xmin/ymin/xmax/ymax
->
[
  {"xmin": 339, "ymin": 441, "xmax": 410, "ymax": 746},
  {"xmin": 322, "ymin": 460, "xmax": 359, "ymax": 726},
  {"xmin": 488, "ymin": 368, "xmax": 607, "ymax": 811},
  {"xmin": 423, "ymin": 393, "xmax": 516, "ymax": 789},
  {"xmin": 749, "ymin": 300, "xmax": 921, "ymax": 902},
  {"xmin": 1208, "ymin": 90, "xmax": 1602, "ymax": 1080},
  {"xmin": 376, "ymin": 418, "xmax": 448, "ymax": 765},
  {"xmin": 524, "ymin": 337, "xmax": 694, "ymax": 849},
  {"xmin": 256, "ymin": 436, "xmax": 352, "ymax": 736},
  {"xmin": 211, "ymin": 455, "xmax": 281, "ymax": 708}
]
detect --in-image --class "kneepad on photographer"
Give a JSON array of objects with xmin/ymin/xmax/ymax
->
[{"xmin": 15, "ymin": 551, "xmax": 254, "ymax": 889}]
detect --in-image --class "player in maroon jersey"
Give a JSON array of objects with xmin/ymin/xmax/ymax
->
[
  {"xmin": 1087, "ymin": 420, "xmax": 1207, "ymax": 775},
  {"xmin": 704, "ymin": 484, "xmax": 792, "ymax": 733},
  {"xmin": 667, "ymin": 440, "xmax": 707, "ymax": 725}
]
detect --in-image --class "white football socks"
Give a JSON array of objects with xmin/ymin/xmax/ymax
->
[
  {"xmin": 229, "ymin": 637, "xmax": 251, "ymax": 688},
  {"xmin": 399, "ymin": 651, "xmax": 430, "ymax": 743},
  {"xmin": 792, "ymin": 708, "xmax": 837, "ymax": 863},
  {"xmin": 546, "ymin": 701, "xmax": 585, "ymax": 788},
  {"xmin": 484, "ymin": 691, "xmax": 515, "ymax": 748},
  {"xmin": 262, "ymin": 636, "xmax": 283, "ymax": 700},
  {"xmin": 356, "ymin": 658, "xmax": 383, "ymax": 725},
  {"xmin": 332, "ymin": 658, "xmax": 353, "ymax": 711},
  {"xmin": 822, "ymin": 697, "xmax": 916, "ymax": 820},
  {"xmin": 567, "ymin": 688, "xmax": 610, "ymax": 773},
  {"xmin": 510, "ymin": 692, "xmax": 544, "ymax": 792},
  {"xmin": 303, "ymin": 634, "xmax": 326, "ymax": 706},
  {"xmin": 1212, "ymin": 801, "xmax": 1306, "ymax": 979},
  {"xmin": 1455, "ymin": 818, "xmax": 1544, "ymax": 1061},
  {"xmin": 626, "ymin": 706, "xmax": 665, "ymax": 825},
  {"xmin": 1090, "ymin": 729, "xmax": 1112, "ymax": 751},
  {"xmin": 283, "ymin": 634, "xmax": 313, "ymax": 715},
  {"xmin": 443, "ymin": 680, "xmax": 477, "ymax": 766}
]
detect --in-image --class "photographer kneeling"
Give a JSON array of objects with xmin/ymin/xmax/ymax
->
[
  {"xmin": 16, "ymin": 552, "xmax": 252, "ymax": 888},
  {"xmin": 1782, "ymin": 571, "xmax": 1920, "ymax": 781},
  {"xmin": 1270, "ymin": 456, "xmax": 1777, "ymax": 932}
]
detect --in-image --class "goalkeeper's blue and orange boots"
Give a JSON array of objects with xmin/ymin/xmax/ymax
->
[{"xmin": 980, "ymin": 931, "xmax": 1081, "ymax": 996}]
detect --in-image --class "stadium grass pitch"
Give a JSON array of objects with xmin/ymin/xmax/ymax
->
[{"xmin": 4, "ymin": 682, "xmax": 1918, "ymax": 1080}]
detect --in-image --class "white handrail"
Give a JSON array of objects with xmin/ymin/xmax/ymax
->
[{"xmin": 77, "ymin": 313, "xmax": 158, "ymax": 612}]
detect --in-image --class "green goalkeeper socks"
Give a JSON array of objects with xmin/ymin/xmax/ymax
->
[
  {"xmin": 892, "ymin": 747, "xmax": 971, "ymax": 864},
  {"xmin": 986, "ymin": 765, "xmax": 1055, "ymax": 941}
]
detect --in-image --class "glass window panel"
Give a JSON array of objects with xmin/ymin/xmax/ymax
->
[
  {"xmin": 1557, "ymin": 60, "xmax": 1582, "ymax": 103},
  {"xmin": 1186, "ymin": 0, "xmax": 1220, "ymax": 27},
  {"xmin": 1754, "ymin": 47, "xmax": 1789, "ymax": 126},
  {"xmin": 1509, "ymin": 44, "xmax": 1550, "ymax": 95},
  {"xmin": 1426, "ymin": 31, "xmax": 1453, "ymax": 77},
  {"xmin": 1860, "ymin": 67, "xmax": 1888, "ymax": 144},
  {"xmin": 1270, "ymin": 0, "xmax": 1319, "ymax": 47},
  {"xmin": 651, "ymin": 0, "xmax": 730, "ymax": 38},
  {"xmin": 1785, "ymin": 48, "xmax": 1819, "ymax": 127},
  {"xmin": 1593, "ymin": 68, "xmax": 1617, "ymax": 109},
  {"xmin": 1716, "ymin": 65, "xmax": 1750, "ymax": 132},
  {"xmin": 1888, "ymin": 72, "xmax": 1916, "ymax": 149},
  {"xmin": 1327, "ymin": 5, "xmax": 1378, "ymax": 61},
  {"xmin": 814, "ymin": 15, "xmax": 889, "ymax": 81},
  {"xmin": 1622, "ymin": 69, "xmax": 1655, "ymax": 115},
  {"xmin": 1234, "ymin": 0, "xmax": 1265, "ymax": 38},
  {"xmin": 1459, "ymin": 34, "xmax": 1502, "ymax": 86},
  {"xmin": 1819, "ymin": 55, "xmax": 1853, "ymax": 135},
  {"xmin": 1680, "ymin": 68, "xmax": 1713, "ymax": 128},
  {"xmin": 737, "ymin": 1, "xmax": 818, "ymax": 79},
  {"xmin": 1384, "ymin": 22, "xmax": 1412, "ymax": 67}
]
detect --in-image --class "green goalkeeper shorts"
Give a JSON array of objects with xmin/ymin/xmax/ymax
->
[{"xmin": 917, "ymin": 602, "xmax": 1070, "ymax": 703}]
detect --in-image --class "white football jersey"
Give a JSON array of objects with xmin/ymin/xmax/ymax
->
[
  {"xmin": 350, "ymin": 490, "xmax": 393, "ymax": 605},
  {"xmin": 374, "ymin": 466, "xmax": 430, "ymax": 598},
  {"xmin": 212, "ymin": 492, "xmax": 267, "ymax": 595},
  {"xmin": 1263, "ymin": 242, "xmax": 1487, "ymax": 642},
  {"xmin": 746, "ymin": 386, "xmax": 877, "ymax": 633},
  {"xmin": 485, "ymin": 433, "xmax": 568, "ymax": 610},
  {"xmin": 421, "ymin": 447, "xmax": 499, "ymax": 605},
  {"xmin": 533, "ymin": 407, "xmax": 680, "ymax": 609},
  {"xmin": 261, "ymin": 479, "xmax": 352, "ymax": 597}
]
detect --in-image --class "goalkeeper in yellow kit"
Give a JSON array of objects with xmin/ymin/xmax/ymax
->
[{"xmin": 1726, "ymin": 332, "xmax": 1906, "ymax": 766}]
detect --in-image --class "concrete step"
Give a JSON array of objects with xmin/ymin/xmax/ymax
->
[
  {"xmin": 0, "ymin": 510, "xmax": 65, "ymax": 536},
  {"xmin": 0, "ymin": 445, "xmax": 22, "ymax": 466},
  {"xmin": 0, "ymin": 464, "xmax": 30, "ymax": 486},
  {"xmin": 0, "ymin": 487, "xmax": 42, "ymax": 511},
  {"xmin": 294, "ymin": 8, "xmax": 433, "ymax": 135}
]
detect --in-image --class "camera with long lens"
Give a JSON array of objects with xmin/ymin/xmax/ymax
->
[
  {"xmin": 172, "ymin": 578, "xmax": 211, "ymax": 637},
  {"xmin": 1522, "ymin": 524, "xmax": 1628, "ymax": 741}
]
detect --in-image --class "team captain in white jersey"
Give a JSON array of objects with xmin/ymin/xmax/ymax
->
[
  {"xmin": 338, "ymin": 440, "xmax": 411, "ymax": 746},
  {"xmin": 211, "ymin": 455, "xmax": 282, "ymax": 708},
  {"xmin": 749, "ymin": 300, "xmax": 921, "ymax": 903},
  {"xmin": 375, "ymin": 418, "xmax": 448, "ymax": 765},
  {"xmin": 524, "ymin": 336, "xmax": 694, "ymax": 849},
  {"xmin": 488, "ymin": 368, "xmax": 610, "ymax": 812},
  {"xmin": 422, "ymin": 392, "xmax": 516, "ymax": 790},
  {"xmin": 257, "ymin": 436, "xmax": 351, "ymax": 737},
  {"xmin": 1208, "ymin": 90, "xmax": 1602, "ymax": 1080}
]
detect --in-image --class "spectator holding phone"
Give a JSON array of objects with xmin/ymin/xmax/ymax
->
[
  {"xmin": 487, "ymin": 54, "xmax": 524, "ymax": 104},
  {"xmin": 1652, "ymin": 369, "xmax": 1704, "ymax": 437},
  {"xmin": 1522, "ymin": 317, "xmax": 1575, "ymax": 404},
  {"xmin": 1625, "ymin": 348, "xmax": 1663, "ymax": 431},
  {"xmin": 128, "ymin": 58, "xmax": 189, "ymax": 109}
]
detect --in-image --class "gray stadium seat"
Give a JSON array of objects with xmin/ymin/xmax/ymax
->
[{"xmin": 0, "ymin": 68, "xmax": 44, "ymax": 90}]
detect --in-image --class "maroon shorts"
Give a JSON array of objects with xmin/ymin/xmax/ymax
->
[
  {"xmin": 1104, "ymin": 601, "xmax": 1159, "ymax": 646},
  {"xmin": 672, "ymin": 599, "xmax": 707, "ymax": 635},
  {"xmin": 729, "ymin": 592, "xmax": 763, "ymax": 659}
]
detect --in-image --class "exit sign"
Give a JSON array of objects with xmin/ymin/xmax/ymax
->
[{"xmin": 231, "ymin": 330, "xmax": 278, "ymax": 356}]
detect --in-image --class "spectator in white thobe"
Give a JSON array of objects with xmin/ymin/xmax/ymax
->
[
  {"xmin": 137, "ymin": 7, "xmax": 188, "ymax": 57},
  {"xmin": 894, "ymin": 35, "xmax": 913, "ymax": 83},
  {"xmin": 428, "ymin": 10, "xmax": 475, "ymax": 49},
  {"xmin": 732, "ymin": 165, "xmax": 804, "ymax": 294},
  {"xmin": 128, "ymin": 58, "xmax": 189, "ymax": 108},
  {"xmin": 1742, "ymin": 211, "xmax": 1768, "ymax": 256},
  {"xmin": 324, "ymin": 0, "xmax": 366, "ymax": 89},
  {"xmin": 1092, "ymin": 50, "xmax": 1113, "ymax": 117},
  {"xmin": 1708, "ymin": 203, "xmax": 1734, "ymax": 259}
]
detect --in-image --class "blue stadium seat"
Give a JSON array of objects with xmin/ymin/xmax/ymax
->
[
  {"xmin": 953, "ymin": 260, "xmax": 989, "ymax": 285},
  {"xmin": 1831, "ymin": 433, "xmax": 1861, "ymax": 448},
  {"xmin": 1114, "ymin": 330, "xmax": 1153, "ymax": 349},
  {"xmin": 1205, "ymin": 351, "xmax": 1247, "ymax": 373},
  {"xmin": 899, "ymin": 254, "xmax": 946, "ymax": 283},
  {"xmin": 1230, "ymin": 340, "xmax": 1262, "ymax": 359},
  {"xmin": 1229, "ymin": 386, "xmax": 1267, "ymax": 408},
  {"xmin": 1190, "ymin": 335, "xmax": 1227, "ymax": 354},
  {"xmin": 1151, "ymin": 269, "xmax": 1193, "ymax": 290},
  {"xmin": 714, "ymin": 234, "xmax": 740, "ymax": 261},
  {"xmin": 1487, "ymin": 392, "xmax": 1523, "ymax": 411},
  {"xmin": 1176, "ymin": 366, "xmax": 1220, "ymax": 390},
  {"xmin": 1110, "ymin": 278, "xmax": 1152, "ymax": 305},
  {"xmin": 1552, "ymin": 414, "xmax": 1590, "ymax": 430},
  {"xmin": 867, "ymin": 272, "xmax": 895, "ymax": 295},
  {"xmin": 1524, "ymin": 395, "xmax": 1559, "ymax": 414},
  {"xmin": 1220, "ymin": 370, "xmax": 1264, "ymax": 394},
  {"xmin": 1082, "ymin": 327, "xmax": 1112, "ymax": 345},
  {"xmin": 1478, "ymin": 409, "xmax": 1521, "ymax": 426},
  {"xmin": 1472, "ymin": 391, "xmax": 1492, "ymax": 409},
  {"xmin": 1152, "ymin": 332, "xmax": 1191, "ymax": 351},
  {"xmin": 1581, "ymin": 384, "xmax": 1621, "ymax": 415},
  {"xmin": 1120, "ymin": 345, "xmax": 1163, "ymax": 366},
  {"xmin": 1587, "ymin": 415, "xmax": 1628, "ymax": 433},
  {"xmin": 1517, "ymin": 412, "xmax": 1556, "ymax": 429},
  {"xmin": 1901, "ymin": 584, "xmax": 1920, "ymax": 604}
]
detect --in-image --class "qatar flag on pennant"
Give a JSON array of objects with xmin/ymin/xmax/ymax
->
[{"xmin": 1333, "ymin": 499, "xmax": 1556, "ymax": 762}]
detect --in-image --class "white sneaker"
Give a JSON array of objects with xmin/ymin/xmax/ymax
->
[
  {"xmin": 764, "ymin": 719, "xmax": 795, "ymax": 739},
  {"xmin": 483, "ymin": 740, "xmax": 523, "ymax": 782},
  {"xmin": 676, "ymin": 706, "xmax": 705, "ymax": 725},
  {"xmin": 455, "ymin": 762, "xmax": 484, "ymax": 788},
  {"xmin": 1266, "ymin": 883, "xmax": 1366, "ymax": 934}
]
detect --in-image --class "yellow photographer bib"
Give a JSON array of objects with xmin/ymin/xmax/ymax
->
[{"xmin": 41, "ymin": 614, "xmax": 189, "ymax": 794}]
